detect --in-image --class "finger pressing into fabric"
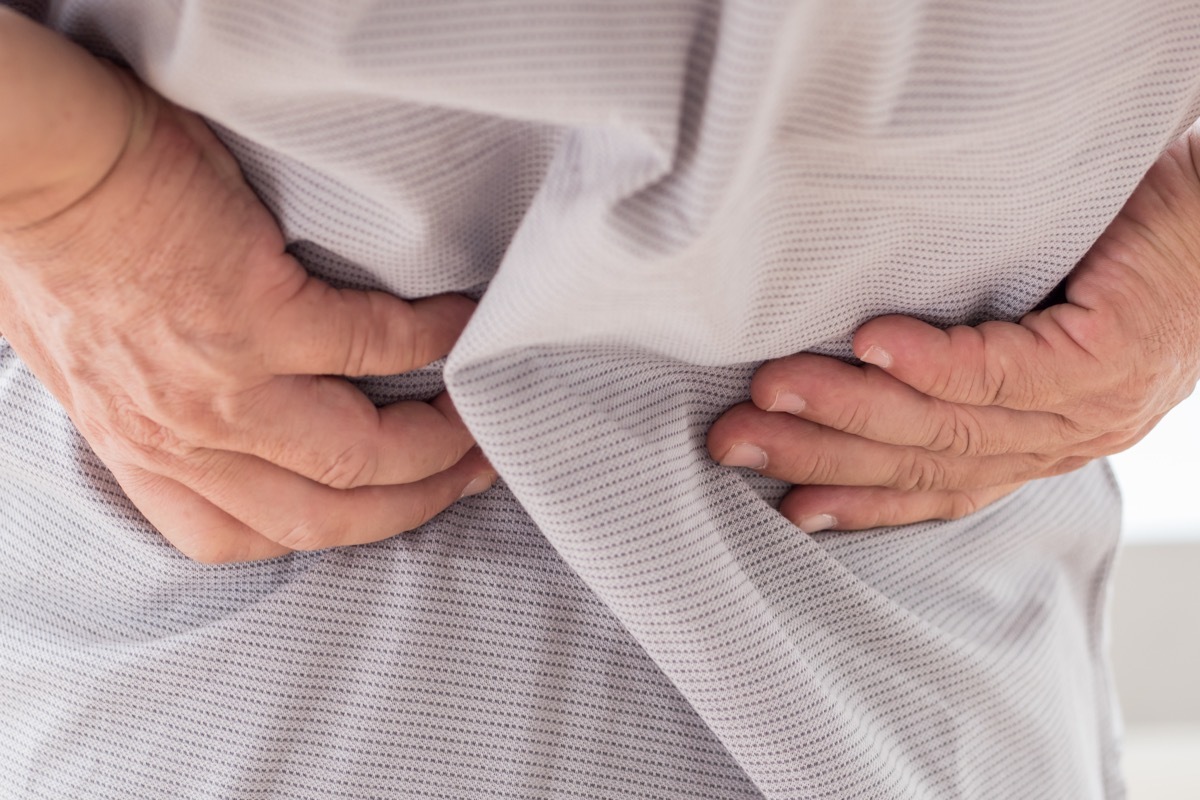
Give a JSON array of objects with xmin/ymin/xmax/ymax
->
[
  {"xmin": 749, "ymin": 352, "xmax": 1086, "ymax": 458},
  {"xmin": 211, "ymin": 378, "xmax": 476, "ymax": 489},
  {"xmin": 110, "ymin": 463, "xmax": 292, "ymax": 563},
  {"xmin": 778, "ymin": 481, "xmax": 1024, "ymax": 533},
  {"xmin": 262, "ymin": 274, "xmax": 475, "ymax": 377},
  {"xmin": 850, "ymin": 314, "xmax": 1091, "ymax": 412},
  {"xmin": 708, "ymin": 402, "xmax": 1082, "ymax": 491},
  {"xmin": 170, "ymin": 446, "xmax": 497, "ymax": 552}
]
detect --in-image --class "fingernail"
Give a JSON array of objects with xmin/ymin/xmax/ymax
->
[
  {"xmin": 719, "ymin": 442, "xmax": 768, "ymax": 470},
  {"xmin": 459, "ymin": 472, "xmax": 496, "ymax": 498},
  {"xmin": 767, "ymin": 391, "xmax": 806, "ymax": 414},
  {"xmin": 859, "ymin": 345, "xmax": 892, "ymax": 369},
  {"xmin": 797, "ymin": 513, "xmax": 837, "ymax": 533}
]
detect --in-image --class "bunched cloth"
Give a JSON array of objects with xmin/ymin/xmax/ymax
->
[{"xmin": 3, "ymin": 1, "xmax": 1200, "ymax": 798}]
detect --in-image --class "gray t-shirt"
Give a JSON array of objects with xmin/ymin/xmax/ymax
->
[{"xmin": 4, "ymin": 1, "xmax": 1199, "ymax": 797}]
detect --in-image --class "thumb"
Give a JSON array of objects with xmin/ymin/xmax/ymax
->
[
  {"xmin": 850, "ymin": 308, "xmax": 1095, "ymax": 411},
  {"xmin": 263, "ymin": 270, "xmax": 476, "ymax": 377}
]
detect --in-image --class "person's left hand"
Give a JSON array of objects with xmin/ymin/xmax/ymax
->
[{"xmin": 708, "ymin": 127, "xmax": 1200, "ymax": 533}]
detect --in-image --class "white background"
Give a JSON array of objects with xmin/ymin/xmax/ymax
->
[
  {"xmin": 1111, "ymin": 391, "xmax": 1200, "ymax": 543},
  {"xmin": 1108, "ymin": 391, "xmax": 1200, "ymax": 797}
]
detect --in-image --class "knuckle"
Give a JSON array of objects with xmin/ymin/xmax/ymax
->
[
  {"xmin": 1083, "ymin": 428, "xmax": 1136, "ymax": 457},
  {"xmin": 893, "ymin": 452, "xmax": 946, "ymax": 492},
  {"xmin": 101, "ymin": 399, "xmax": 195, "ymax": 462},
  {"xmin": 274, "ymin": 516, "xmax": 338, "ymax": 552},
  {"xmin": 165, "ymin": 448, "xmax": 236, "ymax": 496},
  {"xmin": 344, "ymin": 291, "xmax": 417, "ymax": 376},
  {"xmin": 791, "ymin": 449, "xmax": 839, "ymax": 485},
  {"xmin": 166, "ymin": 402, "xmax": 242, "ymax": 450},
  {"xmin": 864, "ymin": 499, "xmax": 894, "ymax": 530},
  {"xmin": 209, "ymin": 382, "xmax": 273, "ymax": 432},
  {"xmin": 178, "ymin": 409, "xmax": 225, "ymax": 442},
  {"xmin": 343, "ymin": 333, "xmax": 371, "ymax": 378},
  {"xmin": 316, "ymin": 438, "xmax": 379, "ymax": 490},
  {"xmin": 863, "ymin": 491, "xmax": 913, "ymax": 529},
  {"xmin": 396, "ymin": 495, "xmax": 441, "ymax": 533},
  {"xmin": 929, "ymin": 408, "xmax": 985, "ymax": 457},
  {"xmin": 953, "ymin": 411, "xmax": 987, "ymax": 456},
  {"xmin": 1055, "ymin": 414, "xmax": 1094, "ymax": 446},
  {"xmin": 979, "ymin": 357, "xmax": 1010, "ymax": 406},
  {"xmin": 945, "ymin": 491, "xmax": 983, "ymax": 521},
  {"xmin": 924, "ymin": 366, "xmax": 957, "ymax": 402},
  {"xmin": 1021, "ymin": 450, "xmax": 1065, "ymax": 479},
  {"xmin": 970, "ymin": 325, "xmax": 1015, "ymax": 406},
  {"xmin": 1106, "ymin": 377, "xmax": 1151, "ymax": 421},
  {"xmin": 337, "ymin": 292, "xmax": 378, "ymax": 376},
  {"xmin": 1012, "ymin": 450, "xmax": 1090, "ymax": 481},
  {"xmin": 831, "ymin": 397, "xmax": 872, "ymax": 437},
  {"xmin": 399, "ymin": 303, "xmax": 438, "ymax": 368}
]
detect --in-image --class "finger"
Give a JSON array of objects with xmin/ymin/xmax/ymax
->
[
  {"xmin": 750, "ymin": 352, "xmax": 1086, "ymax": 458},
  {"xmin": 850, "ymin": 311, "xmax": 1098, "ymax": 412},
  {"xmin": 778, "ymin": 482, "xmax": 1023, "ymax": 533},
  {"xmin": 261, "ymin": 273, "xmax": 475, "ymax": 377},
  {"xmin": 707, "ymin": 402, "xmax": 1087, "ymax": 491},
  {"xmin": 169, "ymin": 446, "xmax": 497, "ymax": 551},
  {"xmin": 110, "ymin": 462, "xmax": 292, "ymax": 563},
  {"xmin": 212, "ymin": 380, "xmax": 475, "ymax": 489}
]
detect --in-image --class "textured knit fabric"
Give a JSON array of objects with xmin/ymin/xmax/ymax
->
[{"xmin": 3, "ymin": 1, "xmax": 1200, "ymax": 798}]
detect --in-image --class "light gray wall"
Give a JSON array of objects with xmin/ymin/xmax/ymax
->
[{"xmin": 1110, "ymin": 541, "xmax": 1200, "ymax": 725}]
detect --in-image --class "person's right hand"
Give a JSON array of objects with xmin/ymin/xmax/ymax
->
[{"xmin": 0, "ymin": 70, "xmax": 495, "ymax": 563}]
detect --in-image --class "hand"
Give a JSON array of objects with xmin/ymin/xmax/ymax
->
[
  {"xmin": 0, "ymin": 72, "xmax": 495, "ymax": 562},
  {"xmin": 708, "ymin": 128, "xmax": 1200, "ymax": 532}
]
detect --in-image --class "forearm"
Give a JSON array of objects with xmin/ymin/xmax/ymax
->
[{"xmin": 0, "ymin": 8, "xmax": 132, "ymax": 228}]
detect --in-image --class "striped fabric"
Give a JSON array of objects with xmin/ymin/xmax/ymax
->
[{"xmin": 3, "ymin": 1, "xmax": 1200, "ymax": 797}]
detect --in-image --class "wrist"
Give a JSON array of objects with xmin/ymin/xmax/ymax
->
[{"xmin": 0, "ymin": 9, "xmax": 136, "ymax": 230}]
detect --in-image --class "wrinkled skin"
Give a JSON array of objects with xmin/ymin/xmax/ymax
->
[
  {"xmin": 0, "ymin": 70, "xmax": 495, "ymax": 563},
  {"xmin": 710, "ymin": 128, "xmax": 1200, "ymax": 533}
]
